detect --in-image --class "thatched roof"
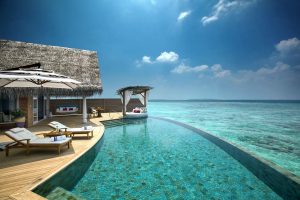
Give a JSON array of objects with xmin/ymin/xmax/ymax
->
[
  {"xmin": 117, "ymin": 86, "xmax": 153, "ymax": 95},
  {"xmin": 0, "ymin": 40, "xmax": 102, "ymax": 96}
]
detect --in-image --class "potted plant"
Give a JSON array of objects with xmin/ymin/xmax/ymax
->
[{"xmin": 12, "ymin": 109, "xmax": 26, "ymax": 127}]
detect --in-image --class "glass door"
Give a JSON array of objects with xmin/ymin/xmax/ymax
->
[{"xmin": 33, "ymin": 96, "xmax": 38, "ymax": 124}]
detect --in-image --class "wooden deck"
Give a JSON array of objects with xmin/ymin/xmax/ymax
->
[{"xmin": 0, "ymin": 113, "xmax": 122, "ymax": 200}]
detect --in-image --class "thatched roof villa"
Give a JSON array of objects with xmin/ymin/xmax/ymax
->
[{"xmin": 0, "ymin": 40, "xmax": 102, "ymax": 127}]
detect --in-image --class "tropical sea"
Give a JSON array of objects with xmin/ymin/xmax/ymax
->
[{"xmin": 148, "ymin": 100, "xmax": 300, "ymax": 177}]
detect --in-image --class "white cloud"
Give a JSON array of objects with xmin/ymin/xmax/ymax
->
[
  {"xmin": 193, "ymin": 65, "xmax": 209, "ymax": 72},
  {"xmin": 137, "ymin": 51, "xmax": 179, "ymax": 67},
  {"xmin": 171, "ymin": 64, "xmax": 208, "ymax": 74},
  {"xmin": 201, "ymin": 16, "xmax": 219, "ymax": 26},
  {"xmin": 215, "ymin": 70, "xmax": 231, "ymax": 78},
  {"xmin": 156, "ymin": 51, "xmax": 179, "ymax": 63},
  {"xmin": 256, "ymin": 62, "xmax": 290, "ymax": 75},
  {"xmin": 142, "ymin": 56, "xmax": 152, "ymax": 64},
  {"xmin": 214, "ymin": 62, "xmax": 290, "ymax": 82},
  {"xmin": 171, "ymin": 64, "xmax": 190, "ymax": 74},
  {"xmin": 229, "ymin": 62, "xmax": 291, "ymax": 84},
  {"xmin": 211, "ymin": 64, "xmax": 231, "ymax": 78},
  {"xmin": 171, "ymin": 63, "xmax": 231, "ymax": 78},
  {"xmin": 211, "ymin": 64, "xmax": 222, "ymax": 72},
  {"xmin": 177, "ymin": 10, "xmax": 192, "ymax": 22},
  {"xmin": 201, "ymin": 0, "xmax": 255, "ymax": 26},
  {"xmin": 275, "ymin": 37, "xmax": 300, "ymax": 54},
  {"xmin": 269, "ymin": 37, "xmax": 300, "ymax": 67}
]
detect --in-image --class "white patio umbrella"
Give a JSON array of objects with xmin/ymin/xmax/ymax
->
[{"xmin": 0, "ymin": 68, "xmax": 81, "ymax": 96}]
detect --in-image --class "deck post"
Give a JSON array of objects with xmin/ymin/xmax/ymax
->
[
  {"xmin": 143, "ymin": 91, "xmax": 147, "ymax": 107},
  {"xmin": 122, "ymin": 91, "xmax": 126, "ymax": 116},
  {"xmin": 46, "ymin": 95, "xmax": 50, "ymax": 118},
  {"xmin": 83, "ymin": 96, "xmax": 87, "ymax": 123},
  {"xmin": 16, "ymin": 94, "xmax": 20, "ymax": 110}
]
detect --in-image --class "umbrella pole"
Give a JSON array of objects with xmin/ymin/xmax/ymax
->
[
  {"xmin": 82, "ymin": 96, "xmax": 87, "ymax": 124},
  {"xmin": 46, "ymin": 95, "xmax": 50, "ymax": 118},
  {"xmin": 16, "ymin": 94, "xmax": 20, "ymax": 110}
]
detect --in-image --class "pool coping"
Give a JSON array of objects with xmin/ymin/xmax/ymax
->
[{"xmin": 151, "ymin": 117, "xmax": 300, "ymax": 200}]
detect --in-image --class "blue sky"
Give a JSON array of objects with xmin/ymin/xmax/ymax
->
[{"xmin": 1, "ymin": 0, "xmax": 300, "ymax": 99}]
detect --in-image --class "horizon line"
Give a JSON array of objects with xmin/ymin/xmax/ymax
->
[{"xmin": 148, "ymin": 99, "xmax": 300, "ymax": 101}]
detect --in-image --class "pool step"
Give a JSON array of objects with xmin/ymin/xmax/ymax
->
[
  {"xmin": 46, "ymin": 187, "xmax": 84, "ymax": 200},
  {"xmin": 102, "ymin": 119, "xmax": 146, "ymax": 128},
  {"xmin": 102, "ymin": 120, "xmax": 128, "ymax": 128}
]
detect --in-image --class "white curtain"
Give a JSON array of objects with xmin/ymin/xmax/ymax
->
[
  {"xmin": 145, "ymin": 90, "xmax": 149, "ymax": 105},
  {"xmin": 138, "ymin": 93, "xmax": 145, "ymax": 105},
  {"xmin": 125, "ymin": 90, "xmax": 133, "ymax": 106},
  {"xmin": 120, "ymin": 94, "xmax": 123, "ymax": 103},
  {"xmin": 138, "ymin": 91, "xmax": 150, "ymax": 106},
  {"xmin": 120, "ymin": 90, "xmax": 133, "ymax": 113}
]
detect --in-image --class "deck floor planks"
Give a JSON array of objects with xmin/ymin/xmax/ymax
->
[{"xmin": 0, "ymin": 113, "xmax": 122, "ymax": 200}]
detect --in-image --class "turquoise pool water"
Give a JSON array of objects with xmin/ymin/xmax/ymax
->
[
  {"xmin": 72, "ymin": 118, "xmax": 280, "ymax": 199},
  {"xmin": 148, "ymin": 101, "xmax": 300, "ymax": 177}
]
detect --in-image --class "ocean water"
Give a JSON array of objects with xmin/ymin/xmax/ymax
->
[
  {"xmin": 72, "ymin": 118, "xmax": 280, "ymax": 199},
  {"xmin": 148, "ymin": 100, "xmax": 300, "ymax": 177}
]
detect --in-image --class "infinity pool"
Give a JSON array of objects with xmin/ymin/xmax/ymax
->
[
  {"xmin": 69, "ymin": 118, "xmax": 279, "ymax": 199},
  {"xmin": 148, "ymin": 101, "xmax": 300, "ymax": 176}
]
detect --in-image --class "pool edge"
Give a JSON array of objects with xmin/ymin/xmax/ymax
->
[
  {"xmin": 27, "ymin": 124, "xmax": 106, "ymax": 198},
  {"xmin": 151, "ymin": 116, "xmax": 300, "ymax": 200}
]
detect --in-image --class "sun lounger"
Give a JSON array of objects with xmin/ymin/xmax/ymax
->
[
  {"xmin": 4, "ymin": 127, "xmax": 72, "ymax": 156},
  {"xmin": 48, "ymin": 121, "xmax": 94, "ymax": 138}
]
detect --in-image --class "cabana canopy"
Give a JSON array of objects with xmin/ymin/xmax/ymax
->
[
  {"xmin": 116, "ymin": 86, "xmax": 153, "ymax": 95},
  {"xmin": 117, "ymin": 86, "xmax": 153, "ymax": 116}
]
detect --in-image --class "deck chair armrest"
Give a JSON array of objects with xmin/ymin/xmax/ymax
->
[
  {"xmin": 36, "ymin": 132, "xmax": 46, "ymax": 135},
  {"xmin": 64, "ymin": 131, "xmax": 73, "ymax": 137},
  {"xmin": 36, "ymin": 132, "xmax": 48, "ymax": 136},
  {"xmin": 18, "ymin": 139, "xmax": 30, "ymax": 142},
  {"xmin": 59, "ymin": 128, "xmax": 68, "ymax": 131}
]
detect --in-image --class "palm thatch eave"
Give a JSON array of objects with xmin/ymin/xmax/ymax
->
[
  {"xmin": 116, "ymin": 86, "xmax": 153, "ymax": 95},
  {"xmin": 0, "ymin": 85, "xmax": 102, "ymax": 97}
]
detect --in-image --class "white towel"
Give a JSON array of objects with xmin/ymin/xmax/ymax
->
[
  {"xmin": 50, "ymin": 135, "xmax": 67, "ymax": 142},
  {"xmin": 57, "ymin": 135, "xmax": 67, "ymax": 140},
  {"xmin": 83, "ymin": 126, "xmax": 93, "ymax": 130}
]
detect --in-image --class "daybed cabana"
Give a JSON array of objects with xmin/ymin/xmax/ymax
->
[{"xmin": 117, "ymin": 86, "xmax": 152, "ymax": 118}]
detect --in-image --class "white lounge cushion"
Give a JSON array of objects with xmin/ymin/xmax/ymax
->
[
  {"xmin": 10, "ymin": 127, "xmax": 24, "ymax": 133},
  {"xmin": 50, "ymin": 135, "xmax": 67, "ymax": 142},
  {"xmin": 49, "ymin": 121, "xmax": 94, "ymax": 133},
  {"xmin": 67, "ymin": 126, "xmax": 94, "ymax": 133},
  {"xmin": 48, "ymin": 121, "xmax": 69, "ymax": 130},
  {"xmin": 30, "ymin": 137, "xmax": 71, "ymax": 144},
  {"xmin": 125, "ymin": 112, "xmax": 148, "ymax": 119},
  {"xmin": 5, "ymin": 128, "xmax": 38, "ymax": 143}
]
